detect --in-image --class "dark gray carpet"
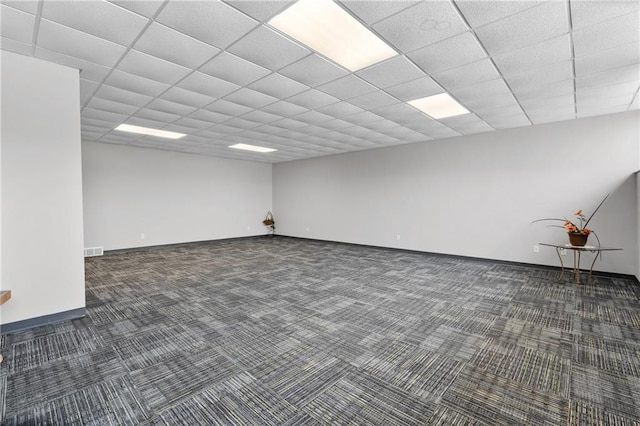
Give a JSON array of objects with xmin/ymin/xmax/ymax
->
[{"xmin": 1, "ymin": 237, "xmax": 639, "ymax": 425}]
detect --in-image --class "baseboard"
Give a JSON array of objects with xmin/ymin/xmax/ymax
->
[
  {"xmin": 1, "ymin": 307, "xmax": 86, "ymax": 334},
  {"xmin": 103, "ymin": 235, "xmax": 267, "ymax": 255}
]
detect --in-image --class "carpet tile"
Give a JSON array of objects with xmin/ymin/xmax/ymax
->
[{"xmin": 1, "ymin": 237, "xmax": 639, "ymax": 424}]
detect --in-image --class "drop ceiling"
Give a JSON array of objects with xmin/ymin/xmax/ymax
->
[{"xmin": 1, "ymin": 0, "xmax": 638, "ymax": 163}]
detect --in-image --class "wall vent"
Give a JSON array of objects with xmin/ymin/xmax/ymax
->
[{"xmin": 84, "ymin": 247, "xmax": 104, "ymax": 257}]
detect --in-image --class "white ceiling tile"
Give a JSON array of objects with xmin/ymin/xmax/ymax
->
[
  {"xmin": 407, "ymin": 32, "xmax": 487, "ymax": 74},
  {"xmin": 384, "ymin": 76, "xmax": 443, "ymax": 101},
  {"xmin": 573, "ymin": 11, "xmax": 639, "ymax": 58},
  {"xmin": 133, "ymin": 108, "xmax": 182, "ymax": 123},
  {"xmin": 356, "ymin": 56, "xmax": 425, "ymax": 89},
  {"xmin": 451, "ymin": 78, "xmax": 513, "ymax": 105},
  {"xmin": 576, "ymin": 80, "xmax": 639, "ymax": 101},
  {"xmin": 82, "ymin": 107, "xmax": 129, "ymax": 124},
  {"xmin": 439, "ymin": 113, "xmax": 493, "ymax": 134},
  {"xmin": 316, "ymin": 101, "xmax": 364, "ymax": 118},
  {"xmin": 270, "ymin": 118, "xmax": 308, "ymax": 130},
  {"xmin": 240, "ymin": 110, "xmax": 282, "ymax": 124},
  {"xmin": 223, "ymin": 88, "xmax": 279, "ymax": 109},
  {"xmin": 171, "ymin": 116, "xmax": 215, "ymax": 130},
  {"xmin": 204, "ymin": 99, "xmax": 253, "ymax": 116},
  {"xmin": 248, "ymin": 73, "xmax": 309, "ymax": 99},
  {"xmin": 1, "ymin": 36, "xmax": 32, "ymax": 55},
  {"xmin": 341, "ymin": 1, "xmax": 418, "ymax": 25},
  {"xmin": 133, "ymin": 23, "xmax": 221, "ymax": 69},
  {"xmin": 482, "ymin": 112, "xmax": 531, "ymax": 129},
  {"xmin": 86, "ymin": 97, "xmax": 140, "ymax": 115},
  {"xmin": 1, "ymin": 4, "xmax": 35, "ymax": 43},
  {"xmin": 175, "ymin": 72, "xmax": 240, "ymax": 99},
  {"xmin": 146, "ymin": 98, "xmax": 198, "ymax": 116},
  {"xmin": 279, "ymin": 54, "xmax": 348, "ymax": 87},
  {"xmin": 455, "ymin": 0, "xmax": 544, "ymax": 28},
  {"xmin": 343, "ymin": 111, "xmax": 384, "ymax": 125},
  {"xmin": 41, "ymin": 0, "xmax": 148, "ymax": 46},
  {"xmin": 117, "ymin": 49, "xmax": 191, "ymax": 85},
  {"xmin": 570, "ymin": 0, "xmax": 639, "ymax": 30},
  {"xmin": 317, "ymin": 75, "xmax": 377, "ymax": 100},
  {"xmin": 512, "ymin": 78, "xmax": 574, "ymax": 102},
  {"xmin": 250, "ymin": 124, "xmax": 287, "ymax": 136},
  {"xmin": 292, "ymin": 110, "xmax": 334, "ymax": 125},
  {"xmin": 432, "ymin": 58, "xmax": 500, "ymax": 91},
  {"xmin": 199, "ymin": 52, "xmax": 270, "ymax": 86},
  {"xmin": 463, "ymin": 94, "xmax": 519, "ymax": 111},
  {"xmin": 37, "ymin": 19, "xmax": 127, "ymax": 67},
  {"xmin": 79, "ymin": 79, "xmax": 100, "ymax": 105},
  {"xmin": 504, "ymin": 60, "xmax": 574, "ymax": 92},
  {"xmin": 419, "ymin": 125, "xmax": 460, "ymax": 139},
  {"xmin": 493, "ymin": 34, "xmax": 571, "ymax": 76},
  {"xmin": 109, "ymin": 0, "xmax": 165, "ymax": 18},
  {"xmin": 187, "ymin": 109, "xmax": 234, "ymax": 124},
  {"xmin": 104, "ymin": 69, "xmax": 171, "ymax": 97},
  {"xmin": 82, "ymin": 131, "xmax": 107, "ymax": 141},
  {"xmin": 319, "ymin": 119, "xmax": 354, "ymax": 131},
  {"xmin": 373, "ymin": 1, "xmax": 468, "ymax": 52},
  {"xmin": 474, "ymin": 103, "xmax": 526, "ymax": 121},
  {"xmin": 574, "ymin": 42, "xmax": 640, "ymax": 77},
  {"xmin": 224, "ymin": 0, "xmax": 293, "ymax": 22},
  {"xmin": 260, "ymin": 101, "xmax": 309, "ymax": 117},
  {"xmin": 575, "ymin": 63, "xmax": 640, "ymax": 89},
  {"xmin": 93, "ymin": 84, "xmax": 154, "ymax": 107},
  {"xmin": 475, "ymin": 2, "xmax": 568, "ymax": 56},
  {"xmin": 156, "ymin": 0, "xmax": 257, "ymax": 48},
  {"xmin": 286, "ymin": 89, "xmax": 340, "ymax": 109},
  {"xmin": 347, "ymin": 91, "xmax": 399, "ymax": 110},
  {"xmin": 527, "ymin": 107, "xmax": 576, "ymax": 124},
  {"xmin": 2, "ymin": 1, "xmax": 38, "ymax": 14},
  {"xmin": 577, "ymin": 103, "xmax": 630, "ymax": 119},
  {"xmin": 228, "ymin": 26, "xmax": 310, "ymax": 71},
  {"xmin": 162, "ymin": 86, "xmax": 216, "ymax": 109},
  {"xmin": 521, "ymin": 93, "xmax": 575, "ymax": 110},
  {"xmin": 82, "ymin": 117, "xmax": 119, "ymax": 130},
  {"xmin": 34, "ymin": 47, "xmax": 112, "ymax": 82}
]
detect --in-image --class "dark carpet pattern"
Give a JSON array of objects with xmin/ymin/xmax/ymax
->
[{"xmin": 1, "ymin": 237, "xmax": 639, "ymax": 425}]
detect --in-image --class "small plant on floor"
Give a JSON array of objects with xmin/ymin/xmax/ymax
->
[
  {"xmin": 532, "ymin": 194, "xmax": 609, "ymax": 246},
  {"xmin": 262, "ymin": 211, "xmax": 275, "ymax": 237}
]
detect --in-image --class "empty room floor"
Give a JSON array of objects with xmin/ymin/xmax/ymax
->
[{"xmin": 1, "ymin": 237, "xmax": 639, "ymax": 424}]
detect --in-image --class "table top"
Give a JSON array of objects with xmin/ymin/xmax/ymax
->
[{"xmin": 539, "ymin": 242, "xmax": 623, "ymax": 251}]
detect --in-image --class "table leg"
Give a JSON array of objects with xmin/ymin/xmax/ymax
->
[
  {"xmin": 588, "ymin": 251, "xmax": 599, "ymax": 284},
  {"xmin": 574, "ymin": 250, "xmax": 582, "ymax": 284},
  {"xmin": 555, "ymin": 247, "xmax": 565, "ymax": 281}
]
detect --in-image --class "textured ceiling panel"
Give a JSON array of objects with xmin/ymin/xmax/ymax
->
[{"xmin": 3, "ymin": 0, "xmax": 637, "ymax": 163}]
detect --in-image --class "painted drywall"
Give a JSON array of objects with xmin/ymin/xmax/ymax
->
[
  {"xmin": 82, "ymin": 142, "xmax": 272, "ymax": 250},
  {"xmin": 274, "ymin": 111, "xmax": 639, "ymax": 275},
  {"xmin": 1, "ymin": 51, "xmax": 85, "ymax": 325}
]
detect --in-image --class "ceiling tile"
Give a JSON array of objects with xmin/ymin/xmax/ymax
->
[
  {"xmin": 156, "ymin": 0, "xmax": 257, "ymax": 49},
  {"xmin": 34, "ymin": 47, "xmax": 112, "ymax": 82},
  {"xmin": 512, "ymin": 78, "xmax": 574, "ymax": 102},
  {"xmin": 79, "ymin": 79, "xmax": 100, "ymax": 105},
  {"xmin": 37, "ymin": 19, "xmax": 127, "ymax": 67},
  {"xmin": 356, "ymin": 56, "xmax": 425, "ymax": 89},
  {"xmin": 279, "ymin": 54, "xmax": 348, "ymax": 87},
  {"xmin": 260, "ymin": 101, "xmax": 309, "ymax": 117},
  {"xmin": 475, "ymin": 2, "xmax": 568, "ymax": 56},
  {"xmin": 316, "ymin": 101, "xmax": 365, "ymax": 118},
  {"xmin": 2, "ymin": 1, "xmax": 38, "ymax": 14},
  {"xmin": 117, "ymin": 49, "xmax": 191, "ymax": 85},
  {"xmin": 248, "ymin": 73, "xmax": 309, "ymax": 98},
  {"xmin": 42, "ymin": 0, "xmax": 148, "ymax": 46},
  {"xmin": 473, "ymin": 103, "xmax": 526, "ymax": 121},
  {"xmin": 347, "ymin": 91, "xmax": 399, "ymax": 110},
  {"xmin": 454, "ymin": 0, "xmax": 544, "ymax": 28},
  {"xmin": 317, "ymin": 75, "xmax": 377, "ymax": 100},
  {"xmin": 270, "ymin": 118, "xmax": 308, "ymax": 130},
  {"xmin": 576, "ymin": 80, "xmax": 639, "ymax": 101},
  {"xmin": 82, "ymin": 107, "xmax": 129, "ymax": 124},
  {"xmin": 291, "ymin": 110, "xmax": 334, "ymax": 125},
  {"xmin": 1, "ymin": 36, "xmax": 32, "ymax": 56},
  {"xmin": 223, "ymin": 88, "xmax": 279, "ymax": 109},
  {"xmin": 373, "ymin": 1, "xmax": 468, "ymax": 52},
  {"xmin": 439, "ymin": 113, "xmax": 493, "ymax": 134},
  {"xmin": 504, "ymin": 60, "xmax": 573, "ymax": 93},
  {"xmin": 318, "ymin": 119, "xmax": 354, "ymax": 131},
  {"xmin": 407, "ymin": 31, "xmax": 487, "ymax": 75},
  {"xmin": 574, "ymin": 42, "xmax": 640, "ymax": 77},
  {"xmin": 384, "ymin": 76, "xmax": 443, "ymax": 101},
  {"xmin": 343, "ymin": 111, "xmax": 385, "ymax": 125},
  {"xmin": 493, "ymin": 34, "xmax": 571, "ymax": 76},
  {"xmin": 373, "ymin": 102, "xmax": 431, "ymax": 125},
  {"xmin": 577, "ymin": 103, "xmax": 630, "ymax": 119},
  {"xmin": 104, "ymin": 69, "xmax": 171, "ymax": 97},
  {"xmin": 199, "ymin": 52, "xmax": 270, "ymax": 86},
  {"xmin": 177, "ymin": 72, "xmax": 240, "ymax": 99},
  {"xmin": 432, "ymin": 58, "xmax": 500, "ymax": 91},
  {"xmin": 162, "ymin": 86, "xmax": 216, "ymax": 109},
  {"xmin": 575, "ymin": 63, "xmax": 640, "ymax": 89},
  {"xmin": 109, "ymin": 0, "xmax": 165, "ymax": 18},
  {"xmin": 204, "ymin": 99, "xmax": 253, "ymax": 116},
  {"xmin": 187, "ymin": 109, "xmax": 234, "ymax": 124},
  {"xmin": 482, "ymin": 112, "xmax": 531, "ymax": 129},
  {"xmin": 286, "ymin": 89, "xmax": 340, "ymax": 109},
  {"xmin": 341, "ymin": 1, "xmax": 418, "ymax": 25},
  {"xmin": 146, "ymin": 98, "xmax": 198, "ymax": 116},
  {"xmin": 240, "ymin": 110, "xmax": 282, "ymax": 124},
  {"xmin": 133, "ymin": 108, "xmax": 182, "ymax": 123},
  {"xmin": 520, "ymin": 93, "xmax": 575, "ymax": 110},
  {"xmin": 450, "ymin": 78, "xmax": 513, "ymax": 106},
  {"xmin": 570, "ymin": 0, "xmax": 639, "ymax": 30},
  {"xmin": 133, "ymin": 23, "xmax": 221, "ymax": 69},
  {"xmin": 224, "ymin": 0, "xmax": 293, "ymax": 22},
  {"xmin": 527, "ymin": 106, "xmax": 576, "ymax": 124},
  {"xmin": 171, "ymin": 116, "xmax": 215, "ymax": 130},
  {"xmin": 1, "ymin": 4, "xmax": 35, "ymax": 44},
  {"xmin": 93, "ymin": 84, "xmax": 154, "ymax": 107},
  {"xmin": 572, "ymin": 11, "xmax": 639, "ymax": 58},
  {"xmin": 228, "ymin": 26, "xmax": 310, "ymax": 71},
  {"xmin": 85, "ymin": 96, "xmax": 140, "ymax": 115}
]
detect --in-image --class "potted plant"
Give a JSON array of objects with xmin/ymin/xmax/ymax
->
[
  {"xmin": 262, "ymin": 211, "xmax": 275, "ymax": 237},
  {"xmin": 533, "ymin": 194, "xmax": 609, "ymax": 246}
]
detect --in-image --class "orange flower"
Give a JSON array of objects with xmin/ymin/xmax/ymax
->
[
  {"xmin": 574, "ymin": 209, "xmax": 582, "ymax": 215},
  {"xmin": 564, "ymin": 220, "xmax": 571, "ymax": 226}
]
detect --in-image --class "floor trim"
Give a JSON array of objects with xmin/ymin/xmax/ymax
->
[{"xmin": 1, "ymin": 307, "xmax": 86, "ymax": 334}]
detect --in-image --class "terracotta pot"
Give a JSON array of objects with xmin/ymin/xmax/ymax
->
[{"xmin": 568, "ymin": 232, "xmax": 588, "ymax": 246}]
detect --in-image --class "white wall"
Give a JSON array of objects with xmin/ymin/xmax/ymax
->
[
  {"xmin": 1, "ymin": 51, "xmax": 85, "ymax": 325},
  {"xmin": 274, "ymin": 111, "xmax": 639, "ymax": 275},
  {"xmin": 82, "ymin": 142, "xmax": 272, "ymax": 250}
]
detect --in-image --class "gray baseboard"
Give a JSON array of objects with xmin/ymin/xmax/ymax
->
[{"xmin": 1, "ymin": 307, "xmax": 86, "ymax": 334}]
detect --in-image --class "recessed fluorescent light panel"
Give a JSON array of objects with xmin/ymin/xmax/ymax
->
[
  {"xmin": 115, "ymin": 124, "xmax": 185, "ymax": 139},
  {"xmin": 229, "ymin": 143, "xmax": 277, "ymax": 153},
  {"xmin": 268, "ymin": 0, "xmax": 398, "ymax": 72},
  {"xmin": 408, "ymin": 93, "xmax": 470, "ymax": 119}
]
